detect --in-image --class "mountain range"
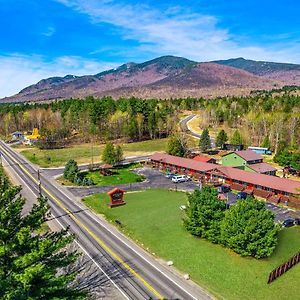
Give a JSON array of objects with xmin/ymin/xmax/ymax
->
[{"xmin": 2, "ymin": 56, "xmax": 300, "ymax": 103}]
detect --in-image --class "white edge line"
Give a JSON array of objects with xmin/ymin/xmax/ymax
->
[
  {"xmin": 4, "ymin": 142, "xmax": 211, "ymax": 300},
  {"xmin": 56, "ymin": 182, "xmax": 209, "ymax": 300},
  {"xmin": 54, "ymin": 217, "xmax": 130, "ymax": 300},
  {"xmin": 2, "ymin": 153, "xmax": 129, "ymax": 300}
]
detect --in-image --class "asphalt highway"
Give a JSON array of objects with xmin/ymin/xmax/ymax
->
[{"xmin": 0, "ymin": 141, "xmax": 213, "ymax": 300}]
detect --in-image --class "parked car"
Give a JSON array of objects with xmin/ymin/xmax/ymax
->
[
  {"xmin": 294, "ymin": 218, "xmax": 300, "ymax": 226},
  {"xmin": 171, "ymin": 175, "xmax": 191, "ymax": 183},
  {"xmin": 282, "ymin": 219, "xmax": 295, "ymax": 228},
  {"xmin": 217, "ymin": 185, "xmax": 231, "ymax": 193},
  {"xmin": 165, "ymin": 173, "xmax": 176, "ymax": 179},
  {"xmin": 289, "ymin": 168, "xmax": 300, "ymax": 176},
  {"xmin": 237, "ymin": 191, "xmax": 248, "ymax": 200}
]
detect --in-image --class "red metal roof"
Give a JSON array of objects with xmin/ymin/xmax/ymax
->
[
  {"xmin": 150, "ymin": 153, "xmax": 218, "ymax": 172},
  {"xmin": 107, "ymin": 187, "xmax": 126, "ymax": 195},
  {"xmin": 247, "ymin": 162, "xmax": 277, "ymax": 173},
  {"xmin": 99, "ymin": 163, "xmax": 113, "ymax": 169},
  {"xmin": 193, "ymin": 155, "xmax": 215, "ymax": 163},
  {"xmin": 217, "ymin": 166, "xmax": 300, "ymax": 195},
  {"xmin": 224, "ymin": 150, "xmax": 263, "ymax": 162},
  {"xmin": 150, "ymin": 153, "xmax": 300, "ymax": 195}
]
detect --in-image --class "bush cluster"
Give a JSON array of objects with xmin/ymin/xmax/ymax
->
[
  {"xmin": 63, "ymin": 159, "xmax": 94, "ymax": 186},
  {"xmin": 184, "ymin": 187, "xmax": 279, "ymax": 259}
]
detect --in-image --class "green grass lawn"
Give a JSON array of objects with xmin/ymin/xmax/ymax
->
[
  {"xmin": 19, "ymin": 138, "xmax": 168, "ymax": 167},
  {"xmin": 57, "ymin": 164, "xmax": 144, "ymax": 186},
  {"xmin": 85, "ymin": 164, "xmax": 144, "ymax": 186},
  {"xmin": 82, "ymin": 189, "xmax": 300, "ymax": 300}
]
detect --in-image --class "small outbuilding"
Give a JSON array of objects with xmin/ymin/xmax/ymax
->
[
  {"xmin": 12, "ymin": 131, "xmax": 24, "ymax": 141},
  {"xmin": 193, "ymin": 155, "xmax": 216, "ymax": 164},
  {"xmin": 248, "ymin": 146, "xmax": 272, "ymax": 155}
]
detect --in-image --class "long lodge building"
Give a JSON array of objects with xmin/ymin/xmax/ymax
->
[{"xmin": 150, "ymin": 153, "xmax": 300, "ymax": 209}]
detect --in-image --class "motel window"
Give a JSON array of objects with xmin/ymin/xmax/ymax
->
[{"xmin": 256, "ymin": 185, "xmax": 262, "ymax": 189}]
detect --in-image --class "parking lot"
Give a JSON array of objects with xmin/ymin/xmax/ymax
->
[{"xmin": 67, "ymin": 166, "xmax": 300, "ymax": 223}]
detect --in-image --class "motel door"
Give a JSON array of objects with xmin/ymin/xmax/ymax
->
[{"xmin": 247, "ymin": 183, "xmax": 254, "ymax": 189}]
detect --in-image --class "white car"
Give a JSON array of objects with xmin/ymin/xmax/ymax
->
[{"xmin": 171, "ymin": 175, "xmax": 191, "ymax": 183}]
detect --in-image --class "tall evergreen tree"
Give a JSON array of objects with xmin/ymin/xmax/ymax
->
[
  {"xmin": 220, "ymin": 197, "xmax": 279, "ymax": 258},
  {"xmin": 64, "ymin": 159, "xmax": 79, "ymax": 182},
  {"xmin": 102, "ymin": 142, "xmax": 117, "ymax": 165},
  {"xmin": 216, "ymin": 129, "xmax": 228, "ymax": 148},
  {"xmin": 230, "ymin": 129, "xmax": 243, "ymax": 145},
  {"xmin": 115, "ymin": 145, "xmax": 124, "ymax": 164},
  {"xmin": 184, "ymin": 187, "xmax": 226, "ymax": 243},
  {"xmin": 0, "ymin": 168, "xmax": 86, "ymax": 299},
  {"xmin": 199, "ymin": 128, "xmax": 211, "ymax": 152}
]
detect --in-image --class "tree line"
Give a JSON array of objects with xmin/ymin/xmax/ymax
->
[{"xmin": 0, "ymin": 93, "xmax": 299, "ymax": 152}]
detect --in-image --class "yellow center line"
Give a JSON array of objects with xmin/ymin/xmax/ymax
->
[{"xmin": 0, "ymin": 145, "xmax": 164, "ymax": 300}]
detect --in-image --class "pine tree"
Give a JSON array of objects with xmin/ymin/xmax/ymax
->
[
  {"xmin": 221, "ymin": 197, "xmax": 279, "ymax": 258},
  {"xmin": 184, "ymin": 187, "xmax": 226, "ymax": 243},
  {"xmin": 115, "ymin": 145, "xmax": 124, "ymax": 164},
  {"xmin": 64, "ymin": 159, "xmax": 79, "ymax": 182},
  {"xmin": 0, "ymin": 168, "xmax": 86, "ymax": 299},
  {"xmin": 199, "ymin": 128, "xmax": 211, "ymax": 152},
  {"xmin": 230, "ymin": 129, "xmax": 243, "ymax": 145},
  {"xmin": 102, "ymin": 142, "xmax": 116, "ymax": 165},
  {"xmin": 216, "ymin": 129, "xmax": 228, "ymax": 148}
]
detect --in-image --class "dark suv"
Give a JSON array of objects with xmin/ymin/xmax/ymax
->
[
  {"xmin": 282, "ymin": 219, "xmax": 295, "ymax": 227},
  {"xmin": 237, "ymin": 192, "xmax": 248, "ymax": 200},
  {"xmin": 218, "ymin": 185, "xmax": 231, "ymax": 193},
  {"xmin": 294, "ymin": 218, "xmax": 300, "ymax": 226}
]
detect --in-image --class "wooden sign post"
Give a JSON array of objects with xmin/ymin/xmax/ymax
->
[{"xmin": 107, "ymin": 188, "xmax": 126, "ymax": 208}]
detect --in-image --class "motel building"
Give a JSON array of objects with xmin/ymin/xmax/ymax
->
[{"xmin": 149, "ymin": 153, "xmax": 300, "ymax": 209}]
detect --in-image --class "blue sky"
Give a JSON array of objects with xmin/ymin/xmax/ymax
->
[{"xmin": 0, "ymin": 0, "xmax": 299, "ymax": 97}]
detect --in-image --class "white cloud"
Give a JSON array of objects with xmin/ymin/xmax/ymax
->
[
  {"xmin": 42, "ymin": 26, "xmax": 56, "ymax": 37},
  {"xmin": 0, "ymin": 54, "xmax": 119, "ymax": 98},
  {"xmin": 56, "ymin": 0, "xmax": 300, "ymax": 63}
]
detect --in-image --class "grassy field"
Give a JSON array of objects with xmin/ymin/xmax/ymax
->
[
  {"xmin": 58, "ymin": 164, "xmax": 144, "ymax": 186},
  {"xmin": 17, "ymin": 139, "xmax": 169, "ymax": 168},
  {"xmin": 83, "ymin": 189, "xmax": 300, "ymax": 300}
]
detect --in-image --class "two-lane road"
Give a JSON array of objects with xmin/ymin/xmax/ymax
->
[{"xmin": 0, "ymin": 141, "xmax": 212, "ymax": 300}]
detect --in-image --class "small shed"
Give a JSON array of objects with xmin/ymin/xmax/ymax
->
[
  {"xmin": 222, "ymin": 143, "xmax": 244, "ymax": 151},
  {"xmin": 99, "ymin": 163, "xmax": 113, "ymax": 176},
  {"xmin": 248, "ymin": 146, "xmax": 272, "ymax": 155}
]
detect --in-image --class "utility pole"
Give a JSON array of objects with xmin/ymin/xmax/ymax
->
[
  {"xmin": 91, "ymin": 139, "xmax": 94, "ymax": 170},
  {"xmin": 37, "ymin": 169, "xmax": 42, "ymax": 198}
]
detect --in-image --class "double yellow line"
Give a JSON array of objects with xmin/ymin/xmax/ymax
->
[{"xmin": 0, "ymin": 144, "xmax": 164, "ymax": 300}]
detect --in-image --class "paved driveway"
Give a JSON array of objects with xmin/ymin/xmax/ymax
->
[
  {"xmin": 66, "ymin": 166, "xmax": 300, "ymax": 223},
  {"xmin": 222, "ymin": 192, "xmax": 300, "ymax": 222},
  {"xmin": 68, "ymin": 167, "xmax": 199, "ymax": 198}
]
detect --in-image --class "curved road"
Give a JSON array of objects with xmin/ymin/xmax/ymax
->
[
  {"xmin": 180, "ymin": 115, "xmax": 215, "ymax": 148},
  {"xmin": 0, "ymin": 141, "xmax": 213, "ymax": 300}
]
